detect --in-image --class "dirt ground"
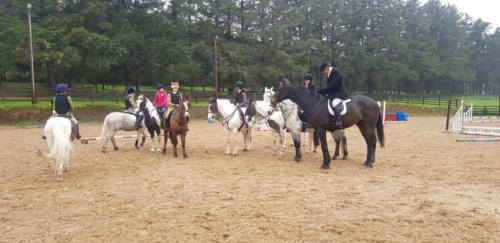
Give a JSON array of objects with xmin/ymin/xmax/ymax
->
[{"xmin": 0, "ymin": 117, "xmax": 499, "ymax": 242}]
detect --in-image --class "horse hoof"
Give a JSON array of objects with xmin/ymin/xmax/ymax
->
[
  {"xmin": 342, "ymin": 156, "xmax": 348, "ymax": 160},
  {"xmin": 294, "ymin": 157, "xmax": 301, "ymax": 162},
  {"xmin": 332, "ymin": 156, "xmax": 338, "ymax": 160},
  {"xmin": 243, "ymin": 149, "xmax": 249, "ymax": 152},
  {"xmin": 183, "ymin": 154, "xmax": 188, "ymax": 159},
  {"xmin": 150, "ymin": 148, "xmax": 155, "ymax": 152},
  {"xmin": 101, "ymin": 150, "xmax": 106, "ymax": 153},
  {"xmin": 363, "ymin": 162, "xmax": 373, "ymax": 168},
  {"xmin": 162, "ymin": 149, "xmax": 166, "ymax": 155},
  {"xmin": 114, "ymin": 147, "xmax": 119, "ymax": 151},
  {"xmin": 320, "ymin": 168, "xmax": 329, "ymax": 173}
]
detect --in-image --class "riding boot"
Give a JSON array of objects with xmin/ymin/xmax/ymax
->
[
  {"xmin": 75, "ymin": 124, "xmax": 81, "ymax": 140},
  {"xmin": 42, "ymin": 135, "xmax": 46, "ymax": 140},
  {"xmin": 334, "ymin": 106, "xmax": 343, "ymax": 129}
]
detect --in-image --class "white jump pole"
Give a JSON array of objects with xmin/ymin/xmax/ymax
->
[{"xmin": 80, "ymin": 134, "xmax": 162, "ymax": 144}]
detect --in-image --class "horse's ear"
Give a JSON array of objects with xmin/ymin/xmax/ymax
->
[
  {"xmin": 185, "ymin": 95, "xmax": 190, "ymax": 101},
  {"xmin": 270, "ymin": 86, "xmax": 273, "ymax": 91}
]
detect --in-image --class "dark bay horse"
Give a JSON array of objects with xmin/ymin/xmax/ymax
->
[
  {"xmin": 271, "ymin": 81, "xmax": 384, "ymax": 170},
  {"xmin": 162, "ymin": 96, "xmax": 191, "ymax": 158}
]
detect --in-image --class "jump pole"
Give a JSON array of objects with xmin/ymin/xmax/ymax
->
[
  {"xmin": 80, "ymin": 134, "xmax": 161, "ymax": 144},
  {"xmin": 456, "ymin": 138, "xmax": 500, "ymax": 142}
]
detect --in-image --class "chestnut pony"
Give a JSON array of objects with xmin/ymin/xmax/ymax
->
[{"xmin": 162, "ymin": 96, "xmax": 191, "ymax": 158}]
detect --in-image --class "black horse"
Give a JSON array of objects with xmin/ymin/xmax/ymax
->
[{"xmin": 271, "ymin": 80, "xmax": 384, "ymax": 170}]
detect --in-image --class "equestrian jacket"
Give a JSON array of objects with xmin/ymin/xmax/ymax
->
[
  {"xmin": 153, "ymin": 90, "xmax": 169, "ymax": 108},
  {"xmin": 170, "ymin": 91, "xmax": 182, "ymax": 105},
  {"xmin": 125, "ymin": 94, "xmax": 136, "ymax": 112},
  {"xmin": 304, "ymin": 84, "xmax": 316, "ymax": 95},
  {"xmin": 317, "ymin": 68, "xmax": 349, "ymax": 100},
  {"xmin": 235, "ymin": 89, "xmax": 247, "ymax": 106},
  {"xmin": 54, "ymin": 95, "xmax": 72, "ymax": 115}
]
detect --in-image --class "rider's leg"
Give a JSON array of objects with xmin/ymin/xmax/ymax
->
[
  {"xmin": 70, "ymin": 116, "xmax": 81, "ymax": 140},
  {"xmin": 332, "ymin": 98, "xmax": 343, "ymax": 128}
]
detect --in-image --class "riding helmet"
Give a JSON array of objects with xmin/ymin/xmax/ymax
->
[
  {"xmin": 304, "ymin": 72, "xmax": 313, "ymax": 81},
  {"xmin": 235, "ymin": 81, "xmax": 244, "ymax": 88},
  {"xmin": 157, "ymin": 83, "xmax": 164, "ymax": 90},
  {"xmin": 127, "ymin": 87, "xmax": 136, "ymax": 94},
  {"xmin": 55, "ymin": 84, "xmax": 68, "ymax": 94},
  {"xmin": 319, "ymin": 62, "xmax": 333, "ymax": 72}
]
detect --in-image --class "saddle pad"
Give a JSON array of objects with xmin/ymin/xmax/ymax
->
[{"xmin": 328, "ymin": 99, "xmax": 351, "ymax": 117}]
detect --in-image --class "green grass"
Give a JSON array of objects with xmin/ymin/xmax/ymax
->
[
  {"xmin": 0, "ymin": 100, "xmax": 209, "ymax": 110},
  {"xmin": 460, "ymin": 96, "xmax": 499, "ymax": 106}
]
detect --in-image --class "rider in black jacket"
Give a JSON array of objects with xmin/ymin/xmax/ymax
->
[{"xmin": 317, "ymin": 62, "xmax": 349, "ymax": 128}]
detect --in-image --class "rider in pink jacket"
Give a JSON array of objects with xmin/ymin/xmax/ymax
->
[{"xmin": 153, "ymin": 83, "xmax": 169, "ymax": 123}]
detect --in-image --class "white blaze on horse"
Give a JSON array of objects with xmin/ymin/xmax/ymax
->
[
  {"xmin": 42, "ymin": 117, "xmax": 73, "ymax": 181},
  {"xmin": 208, "ymin": 98, "xmax": 255, "ymax": 155}
]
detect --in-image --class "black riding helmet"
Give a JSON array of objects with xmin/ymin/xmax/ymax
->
[
  {"xmin": 304, "ymin": 72, "xmax": 313, "ymax": 81},
  {"xmin": 319, "ymin": 62, "xmax": 333, "ymax": 72},
  {"xmin": 235, "ymin": 80, "xmax": 244, "ymax": 88}
]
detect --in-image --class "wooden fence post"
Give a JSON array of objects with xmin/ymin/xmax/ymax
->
[
  {"xmin": 0, "ymin": 86, "xmax": 4, "ymax": 101},
  {"xmin": 445, "ymin": 100, "xmax": 452, "ymax": 131}
]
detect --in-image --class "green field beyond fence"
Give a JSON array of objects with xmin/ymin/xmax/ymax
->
[{"xmin": 1, "ymin": 83, "xmax": 499, "ymax": 116}]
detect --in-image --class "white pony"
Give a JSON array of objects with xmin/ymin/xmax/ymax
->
[
  {"xmin": 208, "ymin": 98, "xmax": 255, "ymax": 155},
  {"xmin": 100, "ymin": 106, "xmax": 147, "ymax": 153},
  {"xmin": 42, "ymin": 117, "xmax": 73, "ymax": 181},
  {"xmin": 255, "ymin": 87, "xmax": 287, "ymax": 155},
  {"xmin": 100, "ymin": 94, "xmax": 163, "ymax": 153}
]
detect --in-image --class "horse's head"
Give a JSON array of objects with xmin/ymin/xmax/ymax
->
[
  {"xmin": 263, "ymin": 87, "xmax": 275, "ymax": 103},
  {"xmin": 271, "ymin": 76, "xmax": 293, "ymax": 107},
  {"xmin": 182, "ymin": 96, "xmax": 191, "ymax": 119},
  {"xmin": 207, "ymin": 97, "xmax": 218, "ymax": 121},
  {"xmin": 137, "ymin": 94, "xmax": 146, "ymax": 111}
]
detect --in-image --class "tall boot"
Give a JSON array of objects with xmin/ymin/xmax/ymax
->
[
  {"xmin": 75, "ymin": 123, "xmax": 81, "ymax": 140},
  {"xmin": 334, "ymin": 106, "xmax": 343, "ymax": 129}
]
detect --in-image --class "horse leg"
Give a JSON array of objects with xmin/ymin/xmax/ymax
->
[
  {"xmin": 243, "ymin": 129, "xmax": 249, "ymax": 152},
  {"xmin": 342, "ymin": 136, "xmax": 348, "ymax": 160},
  {"xmin": 140, "ymin": 128, "xmax": 146, "ymax": 147},
  {"xmin": 332, "ymin": 135, "xmax": 340, "ymax": 160},
  {"xmin": 317, "ymin": 128, "xmax": 331, "ymax": 170},
  {"xmin": 291, "ymin": 131, "xmax": 301, "ymax": 162},
  {"xmin": 356, "ymin": 123, "xmax": 377, "ymax": 168},
  {"xmin": 181, "ymin": 132, "xmax": 188, "ymax": 158},
  {"xmin": 156, "ymin": 133, "xmax": 162, "ymax": 152},
  {"xmin": 278, "ymin": 129, "xmax": 285, "ymax": 155},
  {"xmin": 171, "ymin": 133, "xmax": 179, "ymax": 158},
  {"xmin": 57, "ymin": 158, "xmax": 64, "ymax": 182},
  {"xmin": 111, "ymin": 134, "xmax": 119, "ymax": 150},
  {"xmin": 232, "ymin": 129, "xmax": 238, "ymax": 155},
  {"xmin": 225, "ymin": 129, "xmax": 231, "ymax": 155},
  {"xmin": 101, "ymin": 132, "xmax": 112, "ymax": 153},
  {"xmin": 162, "ymin": 129, "xmax": 168, "ymax": 155},
  {"xmin": 245, "ymin": 128, "xmax": 252, "ymax": 151}
]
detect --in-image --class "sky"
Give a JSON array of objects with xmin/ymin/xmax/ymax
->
[{"xmin": 426, "ymin": 0, "xmax": 500, "ymax": 30}]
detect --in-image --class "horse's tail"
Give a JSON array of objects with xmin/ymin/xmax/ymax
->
[
  {"xmin": 376, "ymin": 111, "xmax": 385, "ymax": 147},
  {"xmin": 99, "ymin": 115, "xmax": 113, "ymax": 145},
  {"xmin": 45, "ymin": 122, "xmax": 72, "ymax": 161}
]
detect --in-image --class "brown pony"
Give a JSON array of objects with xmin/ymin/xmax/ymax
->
[{"xmin": 162, "ymin": 96, "xmax": 191, "ymax": 158}]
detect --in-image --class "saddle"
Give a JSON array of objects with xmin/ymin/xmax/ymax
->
[{"xmin": 327, "ymin": 99, "xmax": 351, "ymax": 117}]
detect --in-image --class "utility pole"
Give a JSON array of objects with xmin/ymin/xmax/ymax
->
[
  {"xmin": 213, "ymin": 35, "xmax": 219, "ymax": 96},
  {"xmin": 27, "ymin": 3, "xmax": 37, "ymax": 104}
]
